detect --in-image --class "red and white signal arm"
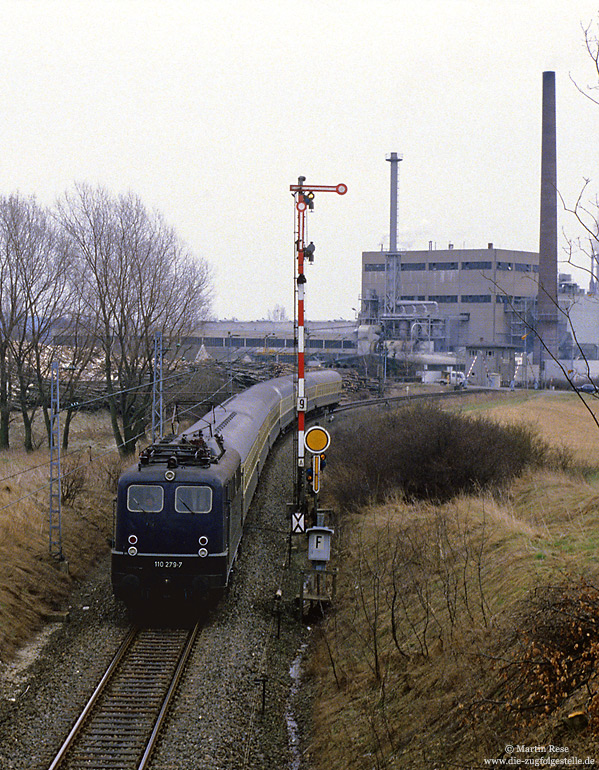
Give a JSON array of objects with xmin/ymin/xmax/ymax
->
[{"xmin": 304, "ymin": 425, "xmax": 331, "ymax": 454}]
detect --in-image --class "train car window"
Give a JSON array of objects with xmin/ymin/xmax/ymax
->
[
  {"xmin": 175, "ymin": 486, "xmax": 213, "ymax": 514},
  {"xmin": 127, "ymin": 485, "xmax": 164, "ymax": 513}
]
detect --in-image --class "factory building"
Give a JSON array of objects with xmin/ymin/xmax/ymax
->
[
  {"xmin": 181, "ymin": 76, "xmax": 599, "ymax": 387},
  {"xmin": 359, "ymin": 242, "xmax": 599, "ymax": 386},
  {"xmin": 356, "ymin": 72, "xmax": 599, "ymax": 387},
  {"xmin": 182, "ymin": 320, "xmax": 357, "ymax": 365},
  {"xmin": 360, "ymin": 244, "xmax": 540, "ymax": 351}
]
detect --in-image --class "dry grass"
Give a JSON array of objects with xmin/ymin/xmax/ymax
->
[
  {"xmin": 0, "ymin": 412, "xmax": 124, "ymax": 662},
  {"xmin": 308, "ymin": 392, "xmax": 599, "ymax": 769},
  {"xmin": 469, "ymin": 390, "xmax": 599, "ymax": 466}
]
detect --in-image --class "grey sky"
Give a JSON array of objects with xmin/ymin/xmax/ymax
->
[{"xmin": 2, "ymin": 0, "xmax": 599, "ymax": 320}]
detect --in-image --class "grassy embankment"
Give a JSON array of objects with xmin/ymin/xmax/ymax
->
[
  {"xmin": 309, "ymin": 391, "xmax": 599, "ymax": 769},
  {"xmin": 0, "ymin": 366, "xmax": 223, "ymax": 663},
  {"xmin": 0, "ymin": 413, "xmax": 123, "ymax": 662}
]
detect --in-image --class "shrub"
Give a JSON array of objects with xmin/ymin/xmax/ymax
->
[
  {"xmin": 60, "ymin": 455, "xmax": 87, "ymax": 504},
  {"xmin": 327, "ymin": 403, "xmax": 562, "ymax": 510},
  {"xmin": 100, "ymin": 454, "xmax": 127, "ymax": 493},
  {"xmin": 493, "ymin": 581, "xmax": 599, "ymax": 727}
]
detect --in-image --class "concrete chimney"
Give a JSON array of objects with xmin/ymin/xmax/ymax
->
[
  {"xmin": 386, "ymin": 152, "xmax": 402, "ymax": 253},
  {"xmin": 535, "ymin": 71, "xmax": 559, "ymax": 371}
]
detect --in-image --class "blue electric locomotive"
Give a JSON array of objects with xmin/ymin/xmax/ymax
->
[{"xmin": 111, "ymin": 370, "xmax": 342, "ymax": 606}]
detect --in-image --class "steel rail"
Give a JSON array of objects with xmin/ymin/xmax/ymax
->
[
  {"xmin": 333, "ymin": 386, "xmax": 495, "ymax": 414},
  {"xmin": 136, "ymin": 622, "xmax": 201, "ymax": 770},
  {"xmin": 47, "ymin": 626, "xmax": 138, "ymax": 770},
  {"xmin": 46, "ymin": 623, "xmax": 200, "ymax": 770}
]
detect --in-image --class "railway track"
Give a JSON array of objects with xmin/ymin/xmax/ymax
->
[
  {"xmin": 47, "ymin": 623, "xmax": 200, "ymax": 770},
  {"xmin": 334, "ymin": 385, "xmax": 494, "ymax": 414}
]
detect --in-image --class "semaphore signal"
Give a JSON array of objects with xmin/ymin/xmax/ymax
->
[{"xmin": 289, "ymin": 176, "xmax": 346, "ymax": 523}]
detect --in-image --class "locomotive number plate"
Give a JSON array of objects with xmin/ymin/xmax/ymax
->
[{"xmin": 154, "ymin": 560, "xmax": 183, "ymax": 568}]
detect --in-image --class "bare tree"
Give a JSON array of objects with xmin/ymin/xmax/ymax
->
[
  {"xmin": 45, "ymin": 289, "xmax": 102, "ymax": 451},
  {"xmin": 507, "ymin": 19, "xmax": 599, "ymax": 408},
  {"xmin": 57, "ymin": 184, "xmax": 212, "ymax": 455},
  {"xmin": 0, "ymin": 200, "xmax": 22, "ymax": 448},
  {"xmin": 558, "ymin": 20, "xmax": 599, "ymax": 290},
  {"xmin": 0, "ymin": 195, "xmax": 73, "ymax": 451}
]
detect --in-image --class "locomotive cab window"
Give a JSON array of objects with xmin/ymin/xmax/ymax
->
[
  {"xmin": 175, "ymin": 486, "xmax": 212, "ymax": 514},
  {"xmin": 127, "ymin": 485, "xmax": 164, "ymax": 513}
]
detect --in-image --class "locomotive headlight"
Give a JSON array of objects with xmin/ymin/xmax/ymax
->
[
  {"xmin": 198, "ymin": 548, "xmax": 208, "ymax": 558},
  {"xmin": 198, "ymin": 536, "xmax": 208, "ymax": 546},
  {"xmin": 165, "ymin": 469, "xmax": 176, "ymax": 481},
  {"xmin": 128, "ymin": 546, "xmax": 138, "ymax": 556},
  {"xmin": 128, "ymin": 535, "xmax": 138, "ymax": 545}
]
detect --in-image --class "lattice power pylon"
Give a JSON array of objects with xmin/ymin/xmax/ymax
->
[
  {"xmin": 152, "ymin": 331, "xmax": 164, "ymax": 442},
  {"xmin": 49, "ymin": 361, "xmax": 63, "ymax": 561}
]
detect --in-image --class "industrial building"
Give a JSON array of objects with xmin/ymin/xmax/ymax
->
[
  {"xmin": 359, "ymin": 243, "xmax": 599, "ymax": 386},
  {"xmin": 182, "ymin": 320, "xmax": 357, "ymax": 365},
  {"xmin": 356, "ymin": 72, "xmax": 599, "ymax": 388},
  {"xmin": 190, "ymin": 73, "xmax": 599, "ymax": 388},
  {"xmin": 360, "ymin": 244, "xmax": 539, "ymax": 351}
]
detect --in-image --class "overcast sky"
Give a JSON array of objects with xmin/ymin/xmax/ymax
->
[{"xmin": 2, "ymin": 0, "xmax": 599, "ymax": 321}]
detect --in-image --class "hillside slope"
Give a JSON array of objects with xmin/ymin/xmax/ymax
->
[{"xmin": 308, "ymin": 392, "xmax": 599, "ymax": 769}]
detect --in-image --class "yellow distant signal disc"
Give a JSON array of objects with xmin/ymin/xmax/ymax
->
[{"xmin": 304, "ymin": 426, "xmax": 331, "ymax": 453}]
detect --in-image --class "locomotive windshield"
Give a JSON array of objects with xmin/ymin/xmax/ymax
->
[
  {"xmin": 175, "ymin": 486, "xmax": 212, "ymax": 514},
  {"xmin": 127, "ymin": 485, "xmax": 164, "ymax": 513}
]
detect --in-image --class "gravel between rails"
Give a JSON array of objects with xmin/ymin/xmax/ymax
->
[{"xmin": 0, "ymin": 433, "xmax": 317, "ymax": 770}]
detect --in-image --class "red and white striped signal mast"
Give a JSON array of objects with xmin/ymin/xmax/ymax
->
[{"xmin": 289, "ymin": 176, "xmax": 347, "ymax": 524}]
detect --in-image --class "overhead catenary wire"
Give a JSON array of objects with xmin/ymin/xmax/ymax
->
[
  {"xmin": 48, "ymin": 364, "xmax": 202, "ymax": 413},
  {"xmin": 2, "ymin": 356, "xmax": 206, "ymax": 418},
  {"xmin": 0, "ymin": 413, "xmax": 176, "ymax": 515},
  {"xmin": 0, "ymin": 365, "xmax": 210, "ymax": 485},
  {"xmin": 0, "ymin": 374, "xmax": 231, "ymax": 508},
  {"xmin": 0, "ymin": 353, "xmax": 286, "ymax": 510}
]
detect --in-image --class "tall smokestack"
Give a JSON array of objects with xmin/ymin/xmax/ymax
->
[
  {"xmin": 386, "ymin": 152, "xmax": 402, "ymax": 253},
  {"xmin": 536, "ymin": 71, "xmax": 559, "ymax": 372}
]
